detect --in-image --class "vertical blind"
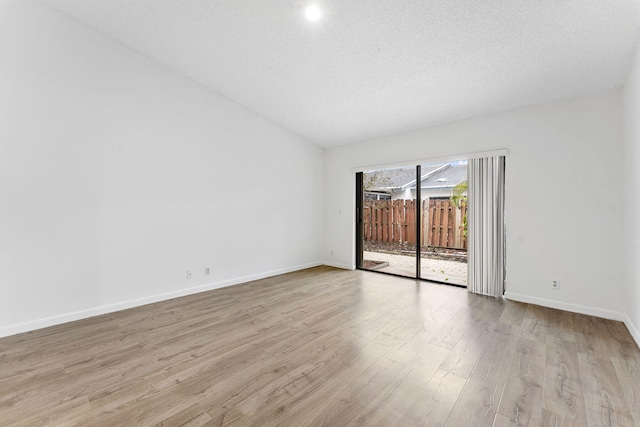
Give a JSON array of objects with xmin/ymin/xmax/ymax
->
[{"xmin": 467, "ymin": 156, "xmax": 506, "ymax": 298}]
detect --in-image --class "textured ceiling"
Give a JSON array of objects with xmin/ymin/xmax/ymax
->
[{"xmin": 45, "ymin": 0, "xmax": 640, "ymax": 147}]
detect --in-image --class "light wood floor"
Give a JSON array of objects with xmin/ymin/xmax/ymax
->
[{"xmin": 1, "ymin": 266, "xmax": 639, "ymax": 426}]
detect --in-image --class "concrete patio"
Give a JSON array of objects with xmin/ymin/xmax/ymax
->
[{"xmin": 363, "ymin": 251, "xmax": 467, "ymax": 286}]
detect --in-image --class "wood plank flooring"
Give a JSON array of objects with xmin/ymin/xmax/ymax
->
[{"xmin": 0, "ymin": 266, "xmax": 639, "ymax": 426}]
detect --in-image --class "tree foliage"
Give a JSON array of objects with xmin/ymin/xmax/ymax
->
[
  {"xmin": 363, "ymin": 171, "xmax": 391, "ymax": 192},
  {"xmin": 450, "ymin": 180, "xmax": 467, "ymax": 208},
  {"xmin": 450, "ymin": 180, "xmax": 468, "ymax": 237}
]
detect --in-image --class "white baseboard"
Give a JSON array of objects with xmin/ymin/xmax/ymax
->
[
  {"xmin": 622, "ymin": 314, "xmax": 640, "ymax": 349},
  {"xmin": 0, "ymin": 261, "xmax": 322, "ymax": 339},
  {"xmin": 504, "ymin": 291, "xmax": 640, "ymax": 349},
  {"xmin": 322, "ymin": 261, "xmax": 355, "ymax": 270},
  {"xmin": 504, "ymin": 292, "xmax": 626, "ymax": 322}
]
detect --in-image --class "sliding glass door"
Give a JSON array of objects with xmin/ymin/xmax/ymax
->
[
  {"xmin": 357, "ymin": 166, "xmax": 418, "ymax": 278},
  {"xmin": 356, "ymin": 162, "xmax": 469, "ymax": 286}
]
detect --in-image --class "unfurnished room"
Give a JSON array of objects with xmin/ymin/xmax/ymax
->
[{"xmin": 1, "ymin": 0, "xmax": 640, "ymax": 425}]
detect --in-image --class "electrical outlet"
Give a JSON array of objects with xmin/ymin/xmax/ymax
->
[
  {"xmin": 186, "ymin": 269, "xmax": 192, "ymax": 279},
  {"xmin": 552, "ymin": 279, "xmax": 559, "ymax": 289},
  {"xmin": 205, "ymin": 267, "xmax": 211, "ymax": 276},
  {"xmin": 330, "ymin": 249, "xmax": 334, "ymax": 256}
]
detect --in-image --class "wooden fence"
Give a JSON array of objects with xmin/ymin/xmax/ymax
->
[{"xmin": 363, "ymin": 198, "xmax": 467, "ymax": 249}]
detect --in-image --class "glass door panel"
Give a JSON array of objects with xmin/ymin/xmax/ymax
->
[
  {"xmin": 360, "ymin": 166, "xmax": 417, "ymax": 278},
  {"xmin": 419, "ymin": 161, "xmax": 468, "ymax": 286}
]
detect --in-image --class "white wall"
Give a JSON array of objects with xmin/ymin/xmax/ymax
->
[
  {"xmin": 0, "ymin": 0, "xmax": 324, "ymax": 337},
  {"xmin": 622, "ymin": 42, "xmax": 640, "ymax": 344},
  {"xmin": 325, "ymin": 90, "xmax": 625, "ymax": 319}
]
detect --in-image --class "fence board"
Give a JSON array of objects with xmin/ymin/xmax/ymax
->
[
  {"xmin": 433, "ymin": 199, "xmax": 440, "ymax": 245},
  {"xmin": 422, "ymin": 199, "xmax": 429, "ymax": 247},
  {"xmin": 377, "ymin": 203, "xmax": 384, "ymax": 242},
  {"xmin": 442, "ymin": 200, "xmax": 450, "ymax": 247},
  {"xmin": 396, "ymin": 202, "xmax": 400, "ymax": 243},
  {"xmin": 407, "ymin": 199, "xmax": 412, "ymax": 246}
]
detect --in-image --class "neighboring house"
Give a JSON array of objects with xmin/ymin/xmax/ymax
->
[{"xmin": 365, "ymin": 162, "xmax": 467, "ymax": 201}]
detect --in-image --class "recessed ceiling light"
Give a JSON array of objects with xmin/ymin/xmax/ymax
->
[{"xmin": 305, "ymin": 4, "xmax": 322, "ymax": 22}]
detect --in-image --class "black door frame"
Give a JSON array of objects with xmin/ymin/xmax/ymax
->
[
  {"xmin": 415, "ymin": 165, "xmax": 421, "ymax": 278},
  {"xmin": 355, "ymin": 172, "xmax": 364, "ymax": 269}
]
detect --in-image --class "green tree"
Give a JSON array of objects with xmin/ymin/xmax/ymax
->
[
  {"xmin": 363, "ymin": 171, "xmax": 390, "ymax": 192},
  {"xmin": 450, "ymin": 180, "xmax": 468, "ymax": 237}
]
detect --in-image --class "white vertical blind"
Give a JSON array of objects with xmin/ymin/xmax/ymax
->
[{"xmin": 467, "ymin": 156, "xmax": 506, "ymax": 297}]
